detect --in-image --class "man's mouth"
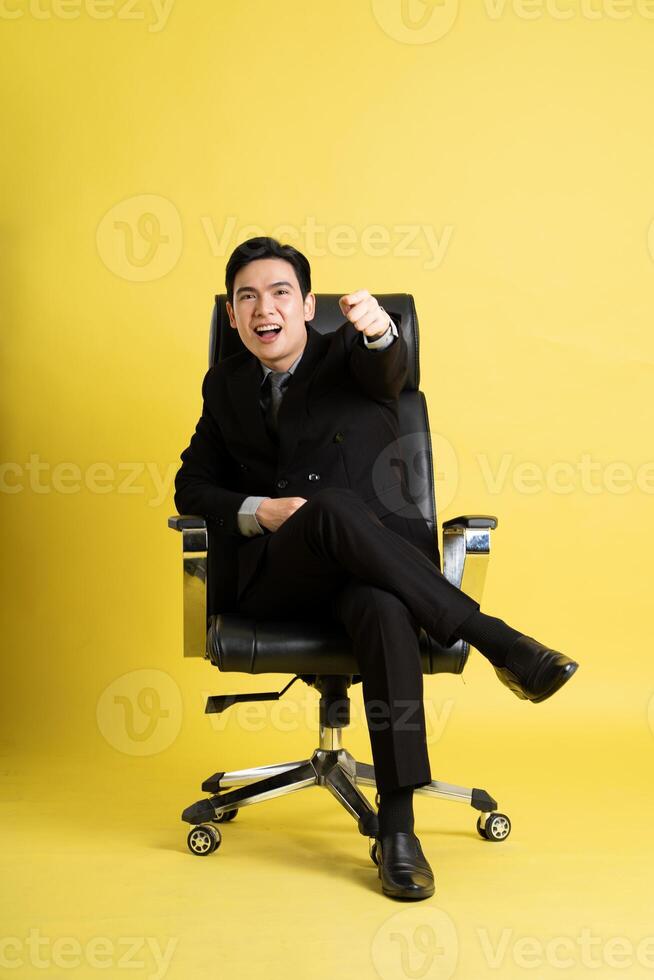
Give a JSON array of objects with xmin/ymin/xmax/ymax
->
[{"xmin": 254, "ymin": 324, "xmax": 283, "ymax": 342}]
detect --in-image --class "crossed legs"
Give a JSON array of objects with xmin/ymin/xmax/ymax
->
[{"xmin": 235, "ymin": 487, "xmax": 481, "ymax": 792}]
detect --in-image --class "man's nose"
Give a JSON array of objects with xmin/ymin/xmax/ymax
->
[{"xmin": 254, "ymin": 302, "xmax": 275, "ymax": 319}]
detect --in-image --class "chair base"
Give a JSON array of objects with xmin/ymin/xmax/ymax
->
[{"xmin": 181, "ymin": 728, "xmax": 506, "ymax": 844}]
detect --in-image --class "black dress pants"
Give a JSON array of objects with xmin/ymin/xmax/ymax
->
[{"xmin": 235, "ymin": 487, "xmax": 480, "ymax": 793}]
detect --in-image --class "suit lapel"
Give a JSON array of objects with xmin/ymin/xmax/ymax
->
[
  {"xmin": 226, "ymin": 322, "xmax": 331, "ymax": 467},
  {"xmin": 226, "ymin": 355, "xmax": 275, "ymax": 460}
]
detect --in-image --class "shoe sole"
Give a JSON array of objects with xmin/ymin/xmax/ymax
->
[
  {"xmin": 381, "ymin": 884, "xmax": 436, "ymax": 900},
  {"xmin": 530, "ymin": 661, "xmax": 579, "ymax": 703}
]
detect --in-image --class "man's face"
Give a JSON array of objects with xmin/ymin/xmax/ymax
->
[{"xmin": 226, "ymin": 257, "xmax": 315, "ymax": 371}]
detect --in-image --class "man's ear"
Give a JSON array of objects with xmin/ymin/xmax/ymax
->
[
  {"xmin": 225, "ymin": 300, "xmax": 237, "ymax": 329},
  {"xmin": 303, "ymin": 291, "xmax": 316, "ymax": 322}
]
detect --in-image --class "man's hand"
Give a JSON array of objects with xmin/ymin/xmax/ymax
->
[
  {"xmin": 255, "ymin": 496, "xmax": 307, "ymax": 533},
  {"xmin": 339, "ymin": 290, "xmax": 392, "ymax": 340}
]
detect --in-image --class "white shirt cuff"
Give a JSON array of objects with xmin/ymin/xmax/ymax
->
[
  {"xmin": 237, "ymin": 495, "xmax": 269, "ymax": 536},
  {"xmin": 362, "ymin": 317, "xmax": 398, "ymax": 350}
]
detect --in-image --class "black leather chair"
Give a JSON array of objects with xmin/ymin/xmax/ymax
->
[{"xmin": 169, "ymin": 294, "xmax": 512, "ymax": 858}]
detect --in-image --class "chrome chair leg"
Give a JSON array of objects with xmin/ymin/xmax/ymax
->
[
  {"xmin": 324, "ymin": 763, "xmax": 379, "ymax": 837},
  {"xmin": 202, "ymin": 760, "xmax": 310, "ymax": 792},
  {"xmin": 183, "ymin": 761, "xmax": 318, "ymax": 825},
  {"xmin": 416, "ymin": 779, "xmax": 497, "ymax": 812}
]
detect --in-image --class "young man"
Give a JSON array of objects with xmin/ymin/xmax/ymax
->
[{"xmin": 174, "ymin": 236, "xmax": 579, "ymax": 900}]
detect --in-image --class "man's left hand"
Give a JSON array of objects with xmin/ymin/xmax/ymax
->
[{"xmin": 339, "ymin": 290, "xmax": 392, "ymax": 340}]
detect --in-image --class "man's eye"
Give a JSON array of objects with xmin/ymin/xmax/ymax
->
[{"xmin": 240, "ymin": 290, "xmax": 287, "ymax": 299}]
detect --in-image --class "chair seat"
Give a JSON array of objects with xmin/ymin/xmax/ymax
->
[{"xmin": 207, "ymin": 614, "xmax": 469, "ymax": 676}]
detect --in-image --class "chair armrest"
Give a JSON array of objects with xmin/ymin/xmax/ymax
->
[
  {"xmin": 168, "ymin": 514, "xmax": 208, "ymax": 657},
  {"xmin": 441, "ymin": 513, "xmax": 498, "ymax": 606},
  {"xmin": 168, "ymin": 514, "xmax": 208, "ymax": 555},
  {"xmin": 168, "ymin": 515, "xmax": 208, "ymax": 531},
  {"xmin": 442, "ymin": 515, "xmax": 498, "ymax": 530}
]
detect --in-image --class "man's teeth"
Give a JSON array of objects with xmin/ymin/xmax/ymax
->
[{"xmin": 255, "ymin": 326, "xmax": 282, "ymax": 334}]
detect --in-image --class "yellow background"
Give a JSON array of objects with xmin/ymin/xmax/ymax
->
[{"xmin": 2, "ymin": 1, "xmax": 653, "ymax": 977}]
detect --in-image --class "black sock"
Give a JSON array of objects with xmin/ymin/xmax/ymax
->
[
  {"xmin": 453, "ymin": 610, "xmax": 523, "ymax": 668},
  {"xmin": 378, "ymin": 786, "xmax": 415, "ymax": 837}
]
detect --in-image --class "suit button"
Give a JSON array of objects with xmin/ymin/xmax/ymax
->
[
  {"xmin": 239, "ymin": 463, "xmax": 248, "ymax": 471},
  {"xmin": 217, "ymin": 517, "xmax": 225, "ymax": 526},
  {"xmin": 308, "ymin": 473, "xmax": 321, "ymax": 481},
  {"xmin": 334, "ymin": 431, "xmax": 345, "ymax": 443},
  {"xmin": 276, "ymin": 479, "xmax": 288, "ymax": 489}
]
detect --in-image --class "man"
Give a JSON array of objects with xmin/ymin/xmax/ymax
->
[{"xmin": 174, "ymin": 236, "xmax": 579, "ymax": 900}]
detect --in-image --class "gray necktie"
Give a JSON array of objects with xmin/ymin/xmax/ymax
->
[{"xmin": 267, "ymin": 370, "xmax": 292, "ymax": 433}]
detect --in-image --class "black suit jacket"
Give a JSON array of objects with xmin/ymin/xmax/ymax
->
[{"xmin": 174, "ymin": 318, "xmax": 440, "ymax": 617}]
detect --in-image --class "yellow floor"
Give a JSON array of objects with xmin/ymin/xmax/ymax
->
[{"xmin": 2, "ymin": 716, "xmax": 653, "ymax": 980}]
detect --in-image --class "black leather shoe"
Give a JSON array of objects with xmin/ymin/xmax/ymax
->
[
  {"xmin": 376, "ymin": 832, "xmax": 435, "ymax": 900},
  {"xmin": 494, "ymin": 635, "xmax": 579, "ymax": 703}
]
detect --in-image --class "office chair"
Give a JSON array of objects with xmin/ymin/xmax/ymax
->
[{"xmin": 169, "ymin": 293, "xmax": 512, "ymax": 859}]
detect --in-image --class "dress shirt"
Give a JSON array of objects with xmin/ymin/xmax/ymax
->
[{"xmin": 237, "ymin": 317, "xmax": 399, "ymax": 536}]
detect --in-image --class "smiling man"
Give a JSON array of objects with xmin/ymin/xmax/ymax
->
[{"xmin": 174, "ymin": 236, "xmax": 579, "ymax": 900}]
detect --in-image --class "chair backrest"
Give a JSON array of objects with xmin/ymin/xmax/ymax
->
[{"xmin": 209, "ymin": 293, "xmax": 438, "ymax": 542}]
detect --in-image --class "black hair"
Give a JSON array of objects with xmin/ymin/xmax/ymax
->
[{"xmin": 225, "ymin": 236, "xmax": 312, "ymax": 305}]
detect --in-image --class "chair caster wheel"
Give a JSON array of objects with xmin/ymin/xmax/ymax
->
[
  {"xmin": 477, "ymin": 812, "xmax": 511, "ymax": 841},
  {"xmin": 212, "ymin": 809, "xmax": 237, "ymax": 823},
  {"xmin": 187, "ymin": 824, "xmax": 221, "ymax": 855},
  {"xmin": 369, "ymin": 838, "xmax": 379, "ymax": 866}
]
